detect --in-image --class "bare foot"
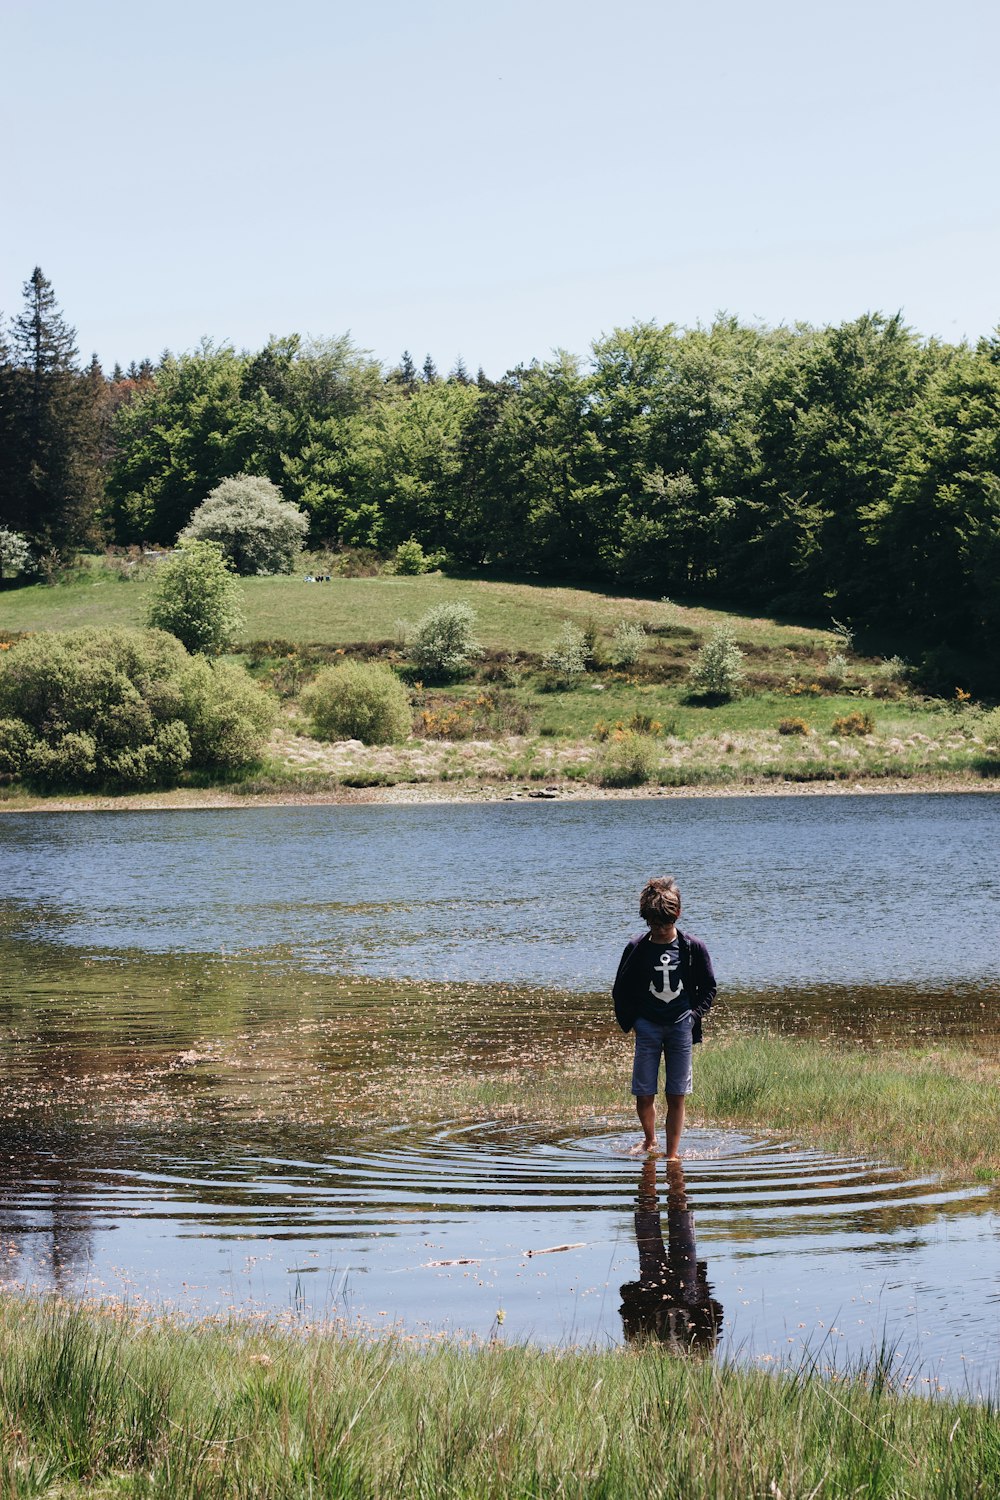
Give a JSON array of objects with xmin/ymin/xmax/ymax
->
[{"xmin": 630, "ymin": 1138, "xmax": 660, "ymax": 1155}]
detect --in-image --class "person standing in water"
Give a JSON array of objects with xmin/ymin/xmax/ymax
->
[{"xmin": 613, "ymin": 876, "xmax": 716, "ymax": 1157}]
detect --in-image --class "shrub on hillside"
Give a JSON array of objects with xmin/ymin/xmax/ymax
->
[
  {"xmin": 597, "ymin": 730, "xmax": 658, "ymax": 787},
  {"xmin": 608, "ymin": 621, "xmax": 647, "ymax": 668},
  {"xmin": 778, "ymin": 717, "xmax": 811, "ymax": 735},
  {"xmin": 541, "ymin": 623, "xmax": 591, "ymax": 684},
  {"xmin": 146, "ymin": 540, "xmax": 246, "ymax": 654},
  {"xmin": 688, "ymin": 627, "xmax": 745, "ymax": 700},
  {"xmin": 180, "ymin": 657, "xmax": 279, "ymax": 768},
  {"xmin": 391, "ymin": 538, "xmax": 438, "ymax": 575},
  {"xmin": 0, "ymin": 528, "xmax": 34, "ymax": 584},
  {"xmin": 302, "ymin": 661, "xmax": 412, "ymax": 744},
  {"xmin": 407, "ymin": 603, "xmax": 483, "ymax": 679},
  {"xmin": 180, "ymin": 475, "xmax": 309, "ymax": 575},
  {"xmin": 0, "ymin": 628, "xmax": 276, "ymax": 788},
  {"xmin": 978, "ymin": 706, "xmax": 1000, "ymax": 747},
  {"xmin": 831, "ymin": 710, "xmax": 874, "ymax": 737}
]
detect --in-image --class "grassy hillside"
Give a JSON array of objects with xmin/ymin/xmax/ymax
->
[
  {"xmin": 2, "ymin": 560, "xmax": 996, "ymax": 796},
  {"xmin": 1, "ymin": 564, "xmax": 833, "ymax": 653}
]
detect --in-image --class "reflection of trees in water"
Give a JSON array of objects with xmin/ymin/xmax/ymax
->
[
  {"xmin": 0, "ymin": 1126, "xmax": 97, "ymax": 1293},
  {"xmin": 619, "ymin": 1159, "xmax": 723, "ymax": 1353}
]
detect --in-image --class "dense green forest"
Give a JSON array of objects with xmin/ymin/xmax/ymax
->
[{"xmin": 2, "ymin": 267, "xmax": 998, "ymax": 687}]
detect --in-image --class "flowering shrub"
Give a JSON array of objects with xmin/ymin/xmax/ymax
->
[
  {"xmin": 541, "ymin": 623, "xmax": 591, "ymax": 684},
  {"xmin": 778, "ymin": 717, "xmax": 811, "ymax": 735},
  {"xmin": 608, "ymin": 621, "xmax": 647, "ymax": 668},
  {"xmin": 407, "ymin": 603, "xmax": 483, "ymax": 680},
  {"xmin": 0, "ymin": 628, "xmax": 276, "ymax": 787},
  {"xmin": 0, "ymin": 527, "xmax": 34, "ymax": 583},
  {"xmin": 180, "ymin": 475, "xmax": 309, "ymax": 575},
  {"xmin": 688, "ymin": 628, "xmax": 745, "ymax": 699},
  {"xmin": 594, "ymin": 713, "xmax": 664, "ymax": 741},
  {"xmin": 831, "ymin": 710, "xmax": 874, "ymax": 736},
  {"xmin": 419, "ymin": 690, "xmax": 531, "ymax": 739}
]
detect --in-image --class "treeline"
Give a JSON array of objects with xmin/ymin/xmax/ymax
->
[{"xmin": 2, "ymin": 267, "xmax": 999, "ymax": 681}]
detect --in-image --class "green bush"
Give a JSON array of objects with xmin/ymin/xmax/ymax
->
[
  {"xmin": 180, "ymin": 475, "xmax": 309, "ymax": 575},
  {"xmin": 391, "ymin": 538, "xmax": 433, "ymax": 575},
  {"xmin": 302, "ymin": 661, "xmax": 412, "ymax": 745},
  {"xmin": 179, "ymin": 658, "xmax": 279, "ymax": 768},
  {"xmin": 0, "ymin": 628, "xmax": 277, "ymax": 788},
  {"xmin": 979, "ymin": 706, "xmax": 1000, "ymax": 746},
  {"xmin": 597, "ymin": 730, "xmax": 658, "ymax": 787},
  {"xmin": 408, "ymin": 602, "xmax": 483, "ymax": 680},
  {"xmin": 688, "ymin": 627, "xmax": 745, "ymax": 700},
  {"xmin": 146, "ymin": 540, "xmax": 246, "ymax": 654}
]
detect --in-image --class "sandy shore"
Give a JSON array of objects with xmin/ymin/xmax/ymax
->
[{"xmin": 1, "ymin": 773, "xmax": 997, "ymax": 814}]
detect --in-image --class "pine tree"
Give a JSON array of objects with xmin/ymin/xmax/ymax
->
[
  {"xmin": 3, "ymin": 268, "xmax": 102, "ymax": 551},
  {"xmin": 450, "ymin": 356, "xmax": 470, "ymax": 385},
  {"xmin": 400, "ymin": 350, "xmax": 417, "ymax": 387},
  {"xmin": 0, "ymin": 317, "xmax": 14, "ymax": 535},
  {"xmin": 422, "ymin": 353, "xmax": 439, "ymax": 384}
]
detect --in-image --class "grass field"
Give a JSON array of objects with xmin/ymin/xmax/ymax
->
[
  {"xmin": 0, "ymin": 564, "xmax": 839, "ymax": 652},
  {"xmin": 0, "ymin": 1296, "xmax": 996, "ymax": 1499}
]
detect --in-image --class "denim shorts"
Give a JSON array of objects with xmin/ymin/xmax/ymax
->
[{"xmin": 631, "ymin": 1014, "xmax": 694, "ymax": 1097}]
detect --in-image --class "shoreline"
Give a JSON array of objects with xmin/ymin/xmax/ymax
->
[{"xmin": 1, "ymin": 771, "xmax": 997, "ymax": 813}]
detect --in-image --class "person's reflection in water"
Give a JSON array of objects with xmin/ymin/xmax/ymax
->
[{"xmin": 619, "ymin": 1159, "xmax": 723, "ymax": 1352}]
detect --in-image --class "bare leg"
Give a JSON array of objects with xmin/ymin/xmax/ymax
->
[
  {"xmin": 664, "ymin": 1093, "xmax": 686, "ymax": 1159},
  {"xmin": 633, "ymin": 1094, "xmax": 658, "ymax": 1153}
]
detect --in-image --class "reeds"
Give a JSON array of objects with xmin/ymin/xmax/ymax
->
[{"xmin": 0, "ymin": 1297, "xmax": 996, "ymax": 1498}]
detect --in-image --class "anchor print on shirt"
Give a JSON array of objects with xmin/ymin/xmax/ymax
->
[
  {"xmin": 649, "ymin": 951, "xmax": 684, "ymax": 1002},
  {"xmin": 649, "ymin": 951, "xmax": 691, "ymax": 1023}
]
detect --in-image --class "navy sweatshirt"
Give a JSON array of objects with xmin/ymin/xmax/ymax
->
[{"xmin": 612, "ymin": 928, "xmax": 717, "ymax": 1044}]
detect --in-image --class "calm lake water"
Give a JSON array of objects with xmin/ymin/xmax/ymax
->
[{"xmin": 0, "ymin": 795, "xmax": 997, "ymax": 1394}]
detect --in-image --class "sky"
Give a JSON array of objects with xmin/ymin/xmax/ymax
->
[{"xmin": 2, "ymin": 0, "xmax": 999, "ymax": 375}]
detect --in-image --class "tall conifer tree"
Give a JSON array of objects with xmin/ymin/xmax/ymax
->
[{"xmin": 3, "ymin": 267, "xmax": 101, "ymax": 551}]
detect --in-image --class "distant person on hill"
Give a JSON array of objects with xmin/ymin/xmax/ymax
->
[{"xmin": 613, "ymin": 876, "xmax": 716, "ymax": 1157}]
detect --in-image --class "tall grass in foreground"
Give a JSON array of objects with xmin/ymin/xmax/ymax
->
[{"xmin": 0, "ymin": 1298, "xmax": 996, "ymax": 1498}]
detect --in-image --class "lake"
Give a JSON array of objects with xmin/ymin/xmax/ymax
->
[{"xmin": 0, "ymin": 795, "xmax": 997, "ymax": 1394}]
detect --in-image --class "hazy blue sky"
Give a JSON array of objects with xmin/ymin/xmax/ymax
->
[{"xmin": 3, "ymin": 0, "xmax": 998, "ymax": 374}]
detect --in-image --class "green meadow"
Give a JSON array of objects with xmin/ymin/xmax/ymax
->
[{"xmin": 2, "ymin": 561, "xmax": 995, "ymax": 799}]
